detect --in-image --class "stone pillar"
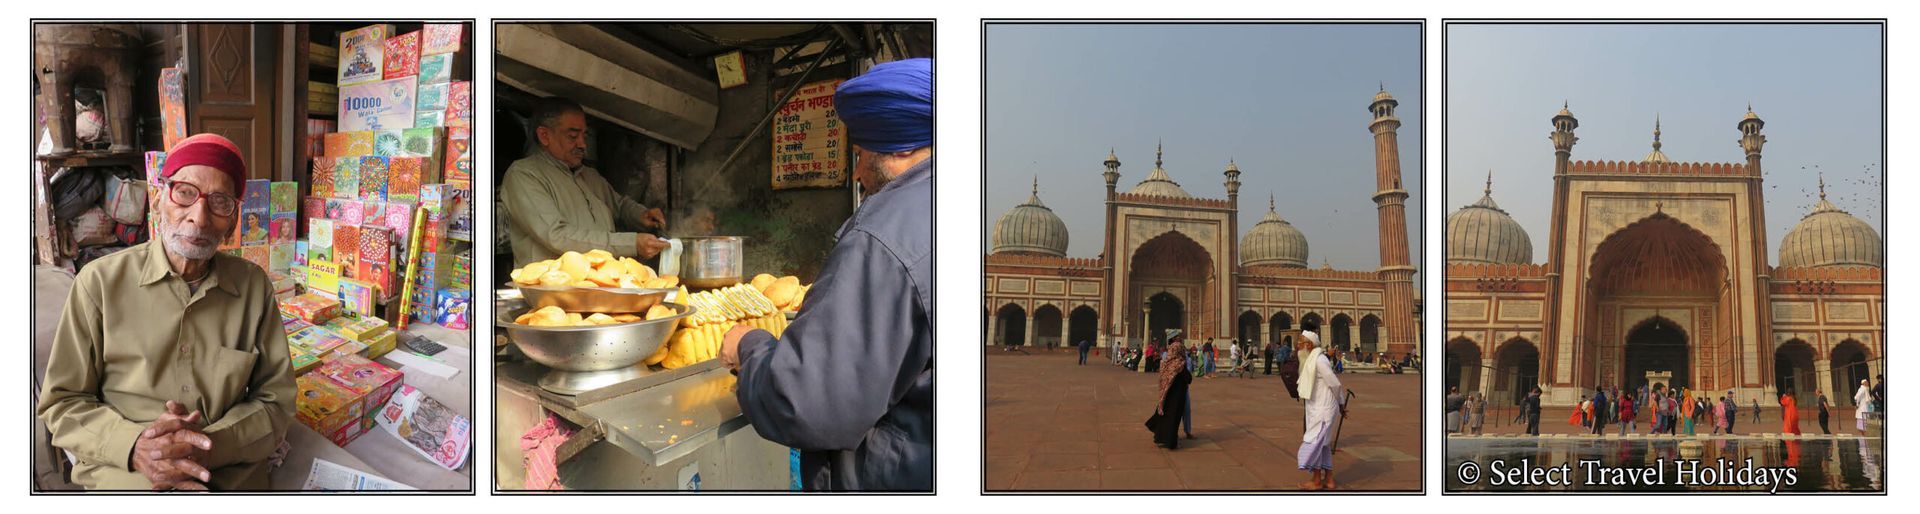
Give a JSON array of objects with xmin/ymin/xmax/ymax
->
[
  {"xmin": 1816, "ymin": 359, "xmax": 1834, "ymax": 404},
  {"xmin": 1479, "ymin": 364, "xmax": 1497, "ymax": 403},
  {"xmin": 1023, "ymin": 313, "xmax": 1036, "ymax": 349},
  {"xmin": 986, "ymin": 308, "xmax": 999, "ymax": 347}
]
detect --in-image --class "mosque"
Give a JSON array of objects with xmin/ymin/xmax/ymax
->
[
  {"xmin": 1443, "ymin": 104, "xmax": 1884, "ymax": 407},
  {"xmin": 984, "ymin": 88, "xmax": 1421, "ymax": 359}
]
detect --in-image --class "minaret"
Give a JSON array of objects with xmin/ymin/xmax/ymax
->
[
  {"xmin": 1368, "ymin": 86, "xmax": 1416, "ymax": 357},
  {"xmin": 1100, "ymin": 148, "xmax": 1122, "ymax": 349},
  {"xmin": 1542, "ymin": 102, "xmax": 1579, "ymax": 398},
  {"xmin": 1224, "ymin": 159, "xmax": 1243, "ymax": 328},
  {"xmin": 1551, "ymin": 101, "xmax": 1580, "ymax": 174},
  {"xmin": 1739, "ymin": 105, "xmax": 1774, "ymax": 395}
]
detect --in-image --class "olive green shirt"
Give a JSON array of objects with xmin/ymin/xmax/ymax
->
[
  {"xmin": 501, "ymin": 150, "xmax": 654, "ymax": 268},
  {"xmin": 37, "ymin": 241, "xmax": 296, "ymax": 490}
]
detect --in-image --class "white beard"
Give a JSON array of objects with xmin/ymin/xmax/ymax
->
[{"xmin": 160, "ymin": 217, "xmax": 221, "ymax": 261}]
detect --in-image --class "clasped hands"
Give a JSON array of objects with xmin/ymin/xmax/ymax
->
[{"xmin": 132, "ymin": 400, "xmax": 213, "ymax": 491}]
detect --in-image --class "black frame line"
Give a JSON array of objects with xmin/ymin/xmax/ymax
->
[
  {"xmin": 1436, "ymin": 17, "xmax": 1889, "ymax": 496},
  {"xmin": 979, "ymin": 18, "xmax": 1427, "ymax": 495}
]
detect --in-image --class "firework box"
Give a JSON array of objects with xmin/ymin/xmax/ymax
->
[
  {"xmin": 444, "ymin": 126, "xmax": 471, "ymax": 183},
  {"xmin": 361, "ymin": 201, "xmax": 387, "ymax": 230},
  {"xmin": 294, "ymin": 240, "xmax": 310, "ymax": 269},
  {"xmin": 359, "ymin": 225, "xmax": 395, "ymax": 294},
  {"xmin": 359, "ymin": 157, "xmax": 389, "ymax": 203},
  {"xmin": 399, "ymin": 127, "xmax": 442, "ymax": 163},
  {"xmin": 271, "ymin": 213, "xmax": 297, "ymax": 244},
  {"xmin": 421, "ymin": 23, "xmax": 463, "ymax": 56},
  {"xmin": 295, "ymin": 374, "xmax": 367, "ymax": 447},
  {"xmin": 374, "ymin": 384, "xmax": 471, "ymax": 470},
  {"xmin": 315, "ymin": 353, "xmax": 403, "ymax": 433},
  {"xmin": 308, "ymin": 219, "xmax": 334, "ymax": 262},
  {"xmin": 414, "ymin": 110, "xmax": 444, "ymax": 128},
  {"xmin": 409, "ymin": 287, "xmax": 439, "ymax": 324},
  {"xmin": 326, "ymin": 316, "xmax": 389, "ymax": 342},
  {"xmin": 160, "ymin": 68, "xmax": 186, "ymax": 149},
  {"xmin": 280, "ymin": 292, "xmax": 342, "ymax": 325},
  {"xmin": 444, "ymin": 81, "xmax": 471, "ymax": 127},
  {"xmin": 324, "ymin": 131, "xmax": 375, "ymax": 157},
  {"xmin": 417, "ymin": 53, "xmax": 453, "ymax": 85},
  {"xmin": 240, "ymin": 245, "xmax": 269, "ymax": 272},
  {"xmin": 337, "ymin": 278, "xmax": 377, "ymax": 317},
  {"xmin": 337, "ymin": 24, "xmax": 391, "ymax": 86},
  {"xmin": 434, "ymin": 289, "xmax": 471, "ymax": 330},
  {"xmin": 325, "ymin": 199, "xmax": 363, "ymax": 226},
  {"xmin": 289, "ymin": 349, "xmax": 322, "ymax": 377},
  {"xmin": 452, "ymin": 250, "xmax": 472, "ymax": 290},
  {"xmin": 339, "ymin": 76, "xmax": 417, "ymax": 132},
  {"xmin": 414, "ymin": 250, "xmax": 447, "ymax": 289},
  {"xmin": 331, "ymin": 157, "xmax": 361, "ymax": 199},
  {"xmin": 415, "ymin": 81, "xmax": 449, "ymax": 112},
  {"xmin": 302, "ymin": 196, "xmax": 327, "ymax": 234},
  {"xmin": 387, "ymin": 158, "xmax": 423, "ymax": 205},
  {"xmin": 382, "ymin": 30, "xmax": 420, "ymax": 80},
  {"xmin": 446, "ymin": 188, "xmax": 473, "ymax": 240},
  {"xmin": 270, "ymin": 242, "xmax": 294, "ymax": 274},
  {"xmin": 385, "ymin": 201, "xmax": 416, "ymax": 245},
  {"xmin": 333, "ymin": 225, "xmax": 359, "ymax": 278},
  {"xmin": 293, "ymin": 325, "xmax": 352, "ymax": 354},
  {"xmin": 282, "ymin": 312, "xmax": 313, "ymax": 335},
  {"xmin": 372, "ymin": 129, "xmax": 403, "ymax": 157},
  {"xmin": 307, "ymin": 259, "xmax": 341, "ymax": 297},
  {"xmin": 310, "ymin": 158, "xmax": 336, "ymax": 198},
  {"xmin": 270, "ymin": 181, "xmax": 298, "ymax": 213},
  {"xmin": 418, "ymin": 184, "xmax": 449, "ymax": 219}
]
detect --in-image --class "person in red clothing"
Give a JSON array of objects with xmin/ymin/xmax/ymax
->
[{"xmin": 1780, "ymin": 390, "xmax": 1802, "ymax": 435}]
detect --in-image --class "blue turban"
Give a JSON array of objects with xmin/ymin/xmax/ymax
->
[{"xmin": 834, "ymin": 58, "xmax": 933, "ymax": 153}]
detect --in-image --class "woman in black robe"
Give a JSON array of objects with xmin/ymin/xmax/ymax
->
[{"xmin": 1146, "ymin": 338, "xmax": 1192, "ymax": 449}]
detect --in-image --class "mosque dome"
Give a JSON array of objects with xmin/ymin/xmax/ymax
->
[
  {"xmin": 1241, "ymin": 194, "xmax": 1309, "ymax": 268},
  {"xmin": 1128, "ymin": 143, "xmax": 1191, "ymax": 198},
  {"xmin": 1779, "ymin": 177, "xmax": 1882, "ymax": 268},
  {"xmin": 992, "ymin": 178, "xmax": 1070, "ymax": 257},
  {"xmin": 1446, "ymin": 172, "xmax": 1534, "ymax": 265}
]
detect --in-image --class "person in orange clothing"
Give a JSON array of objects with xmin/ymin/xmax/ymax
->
[{"xmin": 1781, "ymin": 390, "xmax": 1802, "ymax": 435}]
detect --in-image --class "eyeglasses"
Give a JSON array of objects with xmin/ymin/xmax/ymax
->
[{"xmin": 161, "ymin": 178, "xmax": 238, "ymax": 217}]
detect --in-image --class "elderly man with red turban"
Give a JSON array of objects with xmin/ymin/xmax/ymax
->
[{"xmin": 38, "ymin": 133, "xmax": 296, "ymax": 491}]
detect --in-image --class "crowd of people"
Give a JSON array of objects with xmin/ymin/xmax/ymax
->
[{"xmin": 1444, "ymin": 374, "xmax": 1887, "ymax": 437}]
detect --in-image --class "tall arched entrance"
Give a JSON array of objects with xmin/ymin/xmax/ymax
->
[
  {"xmin": 1068, "ymin": 306, "xmax": 1099, "ymax": 348},
  {"xmin": 1269, "ymin": 311, "xmax": 1293, "ymax": 346},
  {"xmin": 1126, "ymin": 231, "xmax": 1214, "ymax": 342},
  {"xmin": 1831, "ymin": 340, "xmax": 1872, "ymax": 406},
  {"xmin": 1237, "ymin": 311, "xmax": 1263, "ymax": 343},
  {"xmin": 995, "ymin": 303, "xmax": 1027, "ymax": 346},
  {"xmin": 1330, "ymin": 314, "xmax": 1354, "ymax": 353},
  {"xmin": 1033, "ymin": 305, "xmax": 1064, "ymax": 349},
  {"xmin": 1445, "ymin": 337, "xmax": 1481, "ymax": 394},
  {"xmin": 1146, "ymin": 292, "xmax": 1184, "ymax": 343},
  {"xmin": 1587, "ymin": 213, "xmax": 1728, "ymax": 391},
  {"xmin": 1493, "ymin": 338, "xmax": 1541, "ymax": 406},
  {"xmin": 1300, "ymin": 312, "xmax": 1324, "ymax": 335},
  {"xmin": 1360, "ymin": 314, "xmax": 1382, "ymax": 355},
  {"xmin": 1625, "ymin": 316, "xmax": 1689, "ymax": 390},
  {"xmin": 1773, "ymin": 339, "xmax": 1816, "ymax": 397}
]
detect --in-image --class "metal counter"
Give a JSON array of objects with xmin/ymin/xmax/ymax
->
[{"xmin": 496, "ymin": 352, "xmax": 790, "ymax": 490}]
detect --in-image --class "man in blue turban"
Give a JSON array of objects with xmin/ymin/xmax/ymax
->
[{"xmin": 720, "ymin": 57, "xmax": 934, "ymax": 491}]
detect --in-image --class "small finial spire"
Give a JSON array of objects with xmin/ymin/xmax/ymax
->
[
  {"xmin": 1485, "ymin": 169, "xmax": 1494, "ymax": 196},
  {"xmin": 1269, "ymin": 192, "xmax": 1276, "ymax": 212},
  {"xmin": 1032, "ymin": 175, "xmax": 1039, "ymax": 194},
  {"xmin": 1564, "ymin": 100, "xmax": 1569, "ymax": 109},
  {"xmin": 1818, "ymin": 172, "xmax": 1827, "ymax": 201},
  {"xmin": 1652, "ymin": 114, "xmax": 1663, "ymax": 151},
  {"xmin": 1156, "ymin": 140, "xmax": 1164, "ymax": 168},
  {"xmin": 1379, "ymin": 81, "xmax": 1384, "ymax": 92}
]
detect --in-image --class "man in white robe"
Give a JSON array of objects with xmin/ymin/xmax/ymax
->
[
  {"xmin": 1855, "ymin": 379, "xmax": 1874, "ymax": 434},
  {"xmin": 1295, "ymin": 330, "xmax": 1346, "ymax": 490}
]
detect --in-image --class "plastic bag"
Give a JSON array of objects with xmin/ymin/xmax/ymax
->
[{"xmin": 102, "ymin": 176, "xmax": 147, "ymax": 225}]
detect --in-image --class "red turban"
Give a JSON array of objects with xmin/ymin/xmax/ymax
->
[{"xmin": 162, "ymin": 133, "xmax": 248, "ymax": 195}]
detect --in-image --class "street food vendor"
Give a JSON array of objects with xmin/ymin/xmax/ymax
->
[
  {"xmin": 501, "ymin": 96, "xmax": 671, "ymax": 268},
  {"xmin": 719, "ymin": 58, "xmax": 935, "ymax": 491},
  {"xmin": 38, "ymin": 133, "xmax": 297, "ymax": 491}
]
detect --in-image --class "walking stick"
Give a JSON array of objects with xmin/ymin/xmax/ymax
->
[{"xmin": 1330, "ymin": 390, "xmax": 1358, "ymax": 455}]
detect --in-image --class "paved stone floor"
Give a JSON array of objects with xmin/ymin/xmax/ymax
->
[{"xmin": 985, "ymin": 348, "xmax": 1422, "ymax": 491}]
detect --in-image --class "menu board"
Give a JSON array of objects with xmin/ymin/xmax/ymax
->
[{"xmin": 770, "ymin": 79, "xmax": 847, "ymax": 190}]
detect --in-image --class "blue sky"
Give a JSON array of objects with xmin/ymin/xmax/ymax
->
[
  {"xmin": 1446, "ymin": 23, "xmax": 1884, "ymax": 265},
  {"xmin": 985, "ymin": 23, "xmax": 1423, "ymax": 274}
]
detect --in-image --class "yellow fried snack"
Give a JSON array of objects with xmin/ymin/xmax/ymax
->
[
  {"xmin": 613, "ymin": 313, "xmax": 644, "ymax": 323},
  {"xmin": 643, "ymin": 344, "xmax": 669, "ymax": 366},
  {"xmin": 518, "ymin": 305, "xmax": 570, "ymax": 326},
  {"xmin": 585, "ymin": 313, "xmax": 620, "ymax": 325},
  {"xmin": 788, "ymin": 284, "xmax": 810, "ymax": 311},
  {"xmin": 764, "ymin": 281, "xmax": 799, "ymax": 309},
  {"xmin": 644, "ymin": 304, "xmax": 676, "ymax": 321},
  {"xmin": 586, "ymin": 266, "xmax": 622, "ymax": 287},
  {"xmin": 584, "ymin": 249, "xmax": 615, "ymax": 267},
  {"xmin": 539, "ymin": 270, "xmax": 574, "ymax": 287},
  {"xmin": 558, "ymin": 251, "xmax": 591, "ymax": 282},
  {"xmin": 751, "ymin": 273, "xmax": 777, "ymax": 292}
]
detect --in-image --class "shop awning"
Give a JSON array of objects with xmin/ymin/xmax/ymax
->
[{"xmin": 496, "ymin": 24, "xmax": 720, "ymax": 150}]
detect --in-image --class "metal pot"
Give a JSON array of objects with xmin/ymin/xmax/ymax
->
[
  {"xmin": 672, "ymin": 236, "xmax": 744, "ymax": 289},
  {"xmin": 496, "ymin": 301, "xmax": 694, "ymax": 372}
]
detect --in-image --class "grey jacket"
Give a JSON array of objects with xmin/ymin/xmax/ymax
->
[{"xmin": 734, "ymin": 159, "xmax": 933, "ymax": 491}]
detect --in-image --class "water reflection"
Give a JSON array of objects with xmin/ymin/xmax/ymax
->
[{"xmin": 1446, "ymin": 437, "xmax": 1883, "ymax": 492}]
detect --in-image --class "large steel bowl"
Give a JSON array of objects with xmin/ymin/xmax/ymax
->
[
  {"xmin": 496, "ymin": 302, "xmax": 694, "ymax": 372},
  {"xmin": 509, "ymin": 283, "xmax": 676, "ymax": 313}
]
